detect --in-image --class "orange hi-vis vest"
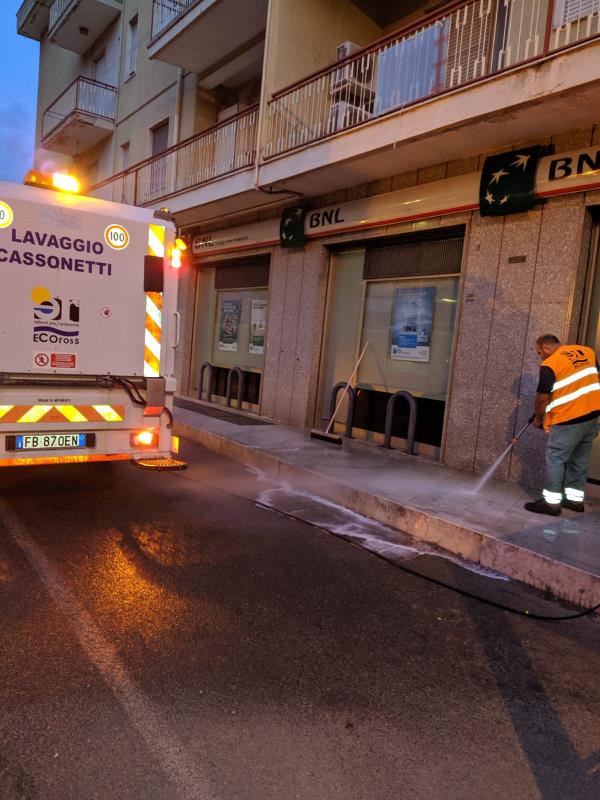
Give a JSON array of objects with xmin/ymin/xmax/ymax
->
[{"xmin": 542, "ymin": 344, "xmax": 600, "ymax": 430}]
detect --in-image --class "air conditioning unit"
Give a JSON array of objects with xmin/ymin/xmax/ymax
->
[
  {"xmin": 336, "ymin": 41, "xmax": 361, "ymax": 61},
  {"xmin": 327, "ymin": 100, "xmax": 370, "ymax": 134},
  {"xmin": 330, "ymin": 58, "xmax": 374, "ymax": 99}
]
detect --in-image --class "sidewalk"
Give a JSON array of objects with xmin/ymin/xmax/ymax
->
[{"xmin": 173, "ymin": 397, "xmax": 600, "ymax": 610}]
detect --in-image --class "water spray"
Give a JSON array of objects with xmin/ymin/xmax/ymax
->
[{"xmin": 472, "ymin": 415, "xmax": 535, "ymax": 493}]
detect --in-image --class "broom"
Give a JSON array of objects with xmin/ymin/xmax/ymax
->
[{"xmin": 310, "ymin": 341, "xmax": 370, "ymax": 445}]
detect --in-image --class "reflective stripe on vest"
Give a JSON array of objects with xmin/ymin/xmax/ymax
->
[
  {"xmin": 551, "ymin": 366, "xmax": 598, "ymax": 392},
  {"xmin": 541, "ymin": 345, "xmax": 600, "ymax": 428},
  {"xmin": 546, "ymin": 380, "xmax": 600, "ymax": 412}
]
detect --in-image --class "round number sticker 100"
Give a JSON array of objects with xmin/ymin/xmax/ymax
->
[
  {"xmin": 0, "ymin": 201, "xmax": 14, "ymax": 229},
  {"xmin": 104, "ymin": 223, "xmax": 130, "ymax": 250}
]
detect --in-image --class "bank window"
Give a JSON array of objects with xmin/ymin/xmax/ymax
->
[
  {"xmin": 320, "ymin": 229, "xmax": 464, "ymax": 454},
  {"xmin": 191, "ymin": 257, "xmax": 270, "ymax": 410},
  {"xmin": 211, "ymin": 289, "xmax": 268, "ymax": 372},
  {"xmin": 584, "ymin": 221, "xmax": 600, "ymax": 483}
]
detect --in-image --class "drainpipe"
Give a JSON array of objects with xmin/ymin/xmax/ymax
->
[
  {"xmin": 252, "ymin": 0, "xmax": 300, "ymax": 199},
  {"xmin": 174, "ymin": 68, "xmax": 184, "ymax": 145}
]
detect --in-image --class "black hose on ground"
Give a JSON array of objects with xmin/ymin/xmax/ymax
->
[{"xmin": 254, "ymin": 500, "xmax": 600, "ymax": 622}]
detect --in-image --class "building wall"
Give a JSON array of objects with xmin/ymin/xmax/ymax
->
[
  {"xmin": 31, "ymin": 1, "xmax": 212, "ymax": 188},
  {"xmin": 113, "ymin": 82, "xmax": 178, "ymax": 167},
  {"xmin": 117, "ymin": 0, "xmax": 180, "ymax": 130},
  {"xmin": 264, "ymin": 0, "xmax": 381, "ymax": 97}
]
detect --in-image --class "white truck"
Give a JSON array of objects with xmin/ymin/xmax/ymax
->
[{"xmin": 0, "ymin": 178, "xmax": 182, "ymax": 468}]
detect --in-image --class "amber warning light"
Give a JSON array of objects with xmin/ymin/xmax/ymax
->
[
  {"xmin": 170, "ymin": 237, "xmax": 188, "ymax": 270},
  {"xmin": 24, "ymin": 170, "xmax": 80, "ymax": 194}
]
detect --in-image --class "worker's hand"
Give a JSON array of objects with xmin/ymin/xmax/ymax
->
[{"xmin": 533, "ymin": 417, "xmax": 544, "ymax": 429}]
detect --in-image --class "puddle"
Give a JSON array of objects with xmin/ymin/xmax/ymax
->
[{"xmin": 251, "ymin": 469, "xmax": 509, "ymax": 582}]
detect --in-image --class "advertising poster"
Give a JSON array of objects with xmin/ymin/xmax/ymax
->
[
  {"xmin": 390, "ymin": 286, "xmax": 436, "ymax": 362},
  {"xmin": 249, "ymin": 298, "xmax": 267, "ymax": 355},
  {"xmin": 218, "ymin": 299, "xmax": 241, "ymax": 352}
]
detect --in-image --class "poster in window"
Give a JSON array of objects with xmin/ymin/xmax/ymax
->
[
  {"xmin": 390, "ymin": 286, "xmax": 436, "ymax": 362},
  {"xmin": 218, "ymin": 299, "xmax": 241, "ymax": 352},
  {"xmin": 249, "ymin": 298, "xmax": 267, "ymax": 354}
]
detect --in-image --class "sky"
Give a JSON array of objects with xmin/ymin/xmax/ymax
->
[{"xmin": 0, "ymin": 1, "xmax": 39, "ymax": 183}]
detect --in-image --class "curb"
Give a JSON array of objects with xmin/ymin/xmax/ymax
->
[{"xmin": 174, "ymin": 421, "xmax": 600, "ymax": 612}]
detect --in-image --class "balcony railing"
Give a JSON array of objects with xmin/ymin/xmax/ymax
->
[
  {"xmin": 265, "ymin": 0, "xmax": 600, "ymax": 159},
  {"xmin": 42, "ymin": 77, "xmax": 118, "ymax": 141},
  {"xmin": 49, "ymin": 0, "xmax": 74, "ymax": 29},
  {"xmin": 17, "ymin": 0, "xmax": 52, "ymax": 40},
  {"xmin": 89, "ymin": 104, "xmax": 258, "ymax": 206},
  {"xmin": 151, "ymin": 0, "xmax": 196, "ymax": 39}
]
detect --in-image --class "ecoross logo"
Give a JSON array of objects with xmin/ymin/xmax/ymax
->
[{"xmin": 104, "ymin": 224, "xmax": 129, "ymax": 250}]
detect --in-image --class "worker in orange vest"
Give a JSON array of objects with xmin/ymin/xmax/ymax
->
[{"xmin": 525, "ymin": 334, "xmax": 600, "ymax": 515}]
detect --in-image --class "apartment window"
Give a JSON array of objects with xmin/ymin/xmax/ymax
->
[
  {"xmin": 92, "ymin": 50, "xmax": 108, "ymax": 83},
  {"xmin": 151, "ymin": 120, "xmax": 169, "ymax": 156},
  {"xmin": 554, "ymin": 0, "xmax": 598, "ymax": 25},
  {"xmin": 121, "ymin": 142, "xmax": 130, "ymax": 171},
  {"xmin": 127, "ymin": 15, "xmax": 138, "ymax": 78},
  {"xmin": 148, "ymin": 120, "xmax": 169, "ymax": 200},
  {"xmin": 87, "ymin": 161, "xmax": 99, "ymax": 186}
]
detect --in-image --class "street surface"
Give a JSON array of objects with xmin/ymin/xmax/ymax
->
[{"xmin": 0, "ymin": 440, "xmax": 599, "ymax": 800}]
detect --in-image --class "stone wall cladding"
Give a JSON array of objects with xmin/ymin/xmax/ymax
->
[
  {"xmin": 261, "ymin": 243, "xmax": 329, "ymax": 427},
  {"xmin": 444, "ymin": 194, "xmax": 591, "ymax": 484}
]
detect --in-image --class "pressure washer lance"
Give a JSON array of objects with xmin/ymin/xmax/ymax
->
[
  {"xmin": 311, "ymin": 341, "xmax": 370, "ymax": 445},
  {"xmin": 472, "ymin": 414, "xmax": 536, "ymax": 493}
]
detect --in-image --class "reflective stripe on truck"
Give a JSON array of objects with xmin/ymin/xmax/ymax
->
[
  {"xmin": 144, "ymin": 224, "xmax": 165, "ymax": 379},
  {"xmin": 0, "ymin": 405, "xmax": 125, "ymax": 423}
]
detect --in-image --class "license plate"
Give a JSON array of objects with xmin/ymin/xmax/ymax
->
[{"xmin": 15, "ymin": 433, "xmax": 87, "ymax": 451}]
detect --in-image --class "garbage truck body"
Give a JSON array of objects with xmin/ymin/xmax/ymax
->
[{"xmin": 0, "ymin": 180, "xmax": 180, "ymax": 467}]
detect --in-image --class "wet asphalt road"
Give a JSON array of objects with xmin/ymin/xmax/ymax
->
[{"xmin": 0, "ymin": 440, "xmax": 599, "ymax": 800}]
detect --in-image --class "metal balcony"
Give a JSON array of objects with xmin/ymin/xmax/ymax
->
[
  {"xmin": 148, "ymin": 0, "xmax": 267, "ymax": 77},
  {"xmin": 48, "ymin": 0, "xmax": 122, "ymax": 54},
  {"xmin": 265, "ymin": 0, "xmax": 600, "ymax": 160},
  {"xmin": 42, "ymin": 77, "xmax": 117, "ymax": 156},
  {"xmin": 88, "ymin": 105, "xmax": 258, "ymax": 221},
  {"xmin": 17, "ymin": 0, "xmax": 53, "ymax": 40}
]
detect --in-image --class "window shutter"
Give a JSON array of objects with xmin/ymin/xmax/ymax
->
[{"xmin": 363, "ymin": 228, "xmax": 464, "ymax": 280}]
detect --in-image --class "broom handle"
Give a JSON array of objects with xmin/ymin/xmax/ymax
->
[{"xmin": 325, "ymin": 342, "xmax": 370, "ymax": 435}]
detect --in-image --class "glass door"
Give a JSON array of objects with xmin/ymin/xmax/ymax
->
[
  {"xmin": 584, "ymin": 225, "xmax": 600, "ymax": 482},
  {"xmin": 319, "ymin": 246, "xmax": 461, "ymax": 456}
]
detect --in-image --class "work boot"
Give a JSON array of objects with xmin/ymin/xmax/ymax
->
[
  {"xmin": 524, "ymin": 499, "xmax": 561, "ymax": 516},
  {"xmin": 562, "ymin": 498, "xmax": 585, "ymax": 512}
]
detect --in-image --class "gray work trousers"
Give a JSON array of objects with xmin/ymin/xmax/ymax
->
[{"xmin": 545, "ymin": 417, "xmax": 600, "ymax": 498}]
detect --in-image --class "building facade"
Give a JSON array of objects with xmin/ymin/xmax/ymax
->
[{"xmin": 18, "ymin": 0, "xmax": 600, "ymax": 489}]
